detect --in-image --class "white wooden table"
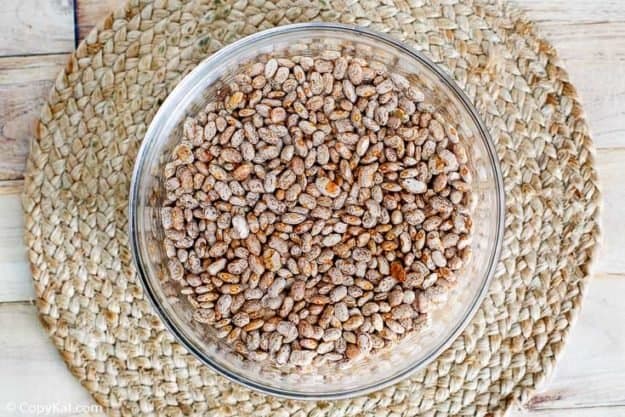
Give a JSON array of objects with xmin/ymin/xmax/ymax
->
[{"xmin": 0, "ymin": 1, "xmax": 623, "ymax": 416}]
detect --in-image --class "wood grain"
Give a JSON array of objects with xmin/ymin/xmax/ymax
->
[
  {"xmin": 75, "ymin": 0, "xmax": 124, "ymax": 41},
  {"xmin": 516, "ymin": 275, "xmax": 625, "ymax": 410},
  {"xmin": 0, "ymin": 0, "xmax": 74, "ymax": 56},
  {"xmin": 511, "ymin": 406, "xmax": 625, "ymax": 417},
  {"xmin": 0, "ymin": 179, "xmax": 24, "ymax": 195},
  {"xmin": 593, "ymin": 149, "xmax": 625, "ymax": 275},
  {"xmin": 0, "ymin": 193, "xmax": 33, "ymax": 303},
  {"xmin": 0, "ymin": 302, "xmax": 98, "ymax": 417},
  {"xmin": 0, "ymin": 55, "xmax": 68, "ymax": 181},
  {"xmin": 0, "ymin": 0, "xmax": 623, "ymax": 180},
  {"xmin": 0, "ymin": 1, "xmax": 623, "ymax": 417},
  {"xmin": 519, "ymin": 0, "xmax": 625, "ymax": 23},
  {"xmin": 1, "ymin": 275, "xmax": 623, "ymax": 416},
  {"xmin": 520, "ymin": 0, "xmax": 625, "ymax": 150}
]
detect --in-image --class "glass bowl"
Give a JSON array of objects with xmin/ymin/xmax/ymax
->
[{"xmin": 129, "ymin": 22, "xmax": 505, "ymax": 400}]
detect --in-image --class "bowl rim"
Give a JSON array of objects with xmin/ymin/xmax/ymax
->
[{"xmin": 129, "ymin": 21, "xmax": 506, "ymax": 400}]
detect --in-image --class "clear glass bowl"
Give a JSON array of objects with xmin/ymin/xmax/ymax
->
[{"xmin": 129, "ymin": 23, "xmax": 505, "ymax": 400}]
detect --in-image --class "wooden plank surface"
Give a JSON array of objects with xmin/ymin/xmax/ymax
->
[
  {"xmin": 0, "ymin": 0, "xmax": 74, "ymax": 56},
  {"xmin": 0, "ymin": 54, "xmax": 68, "ymax": 181},
  {"xmin": 514, "ymin": 275, "xmax": 625, "ymax": 411},
  {"xmin": 520, "ymin": 0, "xmax": 625, "ymax": 151},
  {"xmin": 0, "ymin": 275, "xmax": 623, "ymax": 416},
  {"xmin": 0, "ymin": 0, "xmax": 623, "ymax": 180},
  {"xmin": 593, "ymin": 149, "xmax": 625, "ymax": 275},
  {"xmin": 519, "ymin": 0, "xmax": 625, "ymax": 23},
  {"xmin": 0, "ymin": 193, "xmax": 33, "ymax": 303},
  {"xmin": 0, "ymin": 0, "xmax": 624, "ymax": 416},
  {"xmin": 75, "ymin": 0, "xmax": 123, "ymax": 41},
  {"xmin": 511, "ymin": 407, "xmax": 625, "ymax": 417},
  {"xmin": 0, "ymin": 303, "xmax": 97, "ymax": 417}
]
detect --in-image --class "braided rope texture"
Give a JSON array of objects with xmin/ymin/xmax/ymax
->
[{"xmin": 22, "ymin": 0, "xmax": 600, "ymax": 415}]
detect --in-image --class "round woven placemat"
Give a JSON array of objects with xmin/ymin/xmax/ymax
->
[{"xmin": 23, "ymin": 0, "xmax": 600, "ymax": 416}]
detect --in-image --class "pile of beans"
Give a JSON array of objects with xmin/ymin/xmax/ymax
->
[{"xmin": 161, "ymin": 51, "xmax": 473, "ymax": 367}]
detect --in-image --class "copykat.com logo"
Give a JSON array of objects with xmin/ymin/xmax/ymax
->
[{"xmin": 4, "ymin": 401, "xmax": 103, "ymax": 415}]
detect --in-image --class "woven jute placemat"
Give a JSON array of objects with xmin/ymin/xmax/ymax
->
[{"xmin": 23, "ymin": 0, "xmax": 600, "ymax": 415}]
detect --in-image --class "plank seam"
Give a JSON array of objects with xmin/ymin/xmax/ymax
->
[{"xmin": 72, "ymin": 0, "xmax": 79, "ymax": 48}]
